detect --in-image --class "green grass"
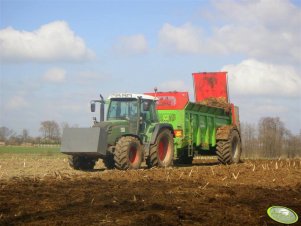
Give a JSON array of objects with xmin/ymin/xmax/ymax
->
[{"xmin": 0, "ymin": 146, "xmax": 61, "ymax": 155}]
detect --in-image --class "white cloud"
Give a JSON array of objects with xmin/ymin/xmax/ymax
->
[
  {"xmin": 159, "ymin": 23, "xmax": 206, "ymax": 54},
  {"xmin": 212, "ymin": 0, "xmax": 300, "ymax": 29},
  {"xmin": 157, "ymin": 80, "xmax": 190, "ymax": 92},
  {"xmin": 223, "ymin": 59, "xmax": 301, "ymax": 97},
  {"xmin": 158, "ymin": 0, "xmax": 301, "ymax": 63},
  {"xmin": 0, "ymin": 21, "xmax": 95, "ymax": 63},
  {"xmin": 43, "ymin": 68, "xmax": 66, "ymax": 83},
  {"xmin": 6, "ymin": 96, "xmax": 28, "ymax": 109},
  {"xmin": 113, "ymin": 34, "xmax": 148, "ymax": 55}
]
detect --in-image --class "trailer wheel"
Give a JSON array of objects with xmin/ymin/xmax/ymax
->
[
  {"xmin": 114, "ymin": 136, "xmax": 143, "ymax": 170},
  {"xmin": 68, "ymin": 156, "xmax": 96, "ymax": 171},
  {"xmin": 103, "ymin": 154, "xmax": 115, "ymax": 169},
  {"xmin": 216, "ymin": 129, "xmax": 242, "ymax": 164},
  {"xmin": 147, "ymin": 129, "xmax": 174, "ymax": 168}
]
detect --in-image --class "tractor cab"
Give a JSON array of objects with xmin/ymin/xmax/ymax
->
[{"xmin": 91, "ymin": 93, "xmax": 158, "ymax": 136}]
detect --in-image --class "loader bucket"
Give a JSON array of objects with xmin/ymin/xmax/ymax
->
[{"xmin": 61, "ymin": 127, "xmax": 108, "ymax": 156}]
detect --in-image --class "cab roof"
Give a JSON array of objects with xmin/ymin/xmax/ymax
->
[{"xmin": 108, "ymin": 93, "xmax": 157, "ymax": 100}]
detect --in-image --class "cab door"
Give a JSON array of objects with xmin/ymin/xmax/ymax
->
[{"xmin": 139, "ymin": 99, "xmax": 157, "ymax": 134}]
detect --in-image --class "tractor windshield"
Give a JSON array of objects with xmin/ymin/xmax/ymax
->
[{"xmin": 107, "ymin": 98, "xmax": 138, "ymax": 120}]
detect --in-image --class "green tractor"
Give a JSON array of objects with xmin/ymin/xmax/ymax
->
[{"xmin": 61, "ymin": 93, "xmax": 175, "ymax": 170}]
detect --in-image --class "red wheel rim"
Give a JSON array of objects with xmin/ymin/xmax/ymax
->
[
  {"xmin": 158, "ymin": 137, "xmax": 168, "ymax": 161},
  {"xmin": 129, "ymin": 146, "xmax": 138, "ymax": 164}
]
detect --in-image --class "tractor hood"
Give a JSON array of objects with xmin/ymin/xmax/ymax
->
[{"xmin": 98, "ymin": 120, "xmax": 135, "ymax": 145}]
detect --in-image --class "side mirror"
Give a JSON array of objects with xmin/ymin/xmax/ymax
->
[{"xmin": 91, "ymin": 102, "xmax": 96, "ymax": 112}]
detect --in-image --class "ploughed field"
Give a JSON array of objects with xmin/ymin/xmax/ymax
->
[{"xmin": 0, "ymin": 148, "xmax": 300, "ymax": 226}]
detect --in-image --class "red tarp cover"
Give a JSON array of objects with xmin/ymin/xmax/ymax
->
[
  {"xmin": 192, "ymin": 72, "xmax": 228, "ymax": 102},
  {"xmin": 145, "ymin": 92, "xmax": 189, "ymax": 110}
]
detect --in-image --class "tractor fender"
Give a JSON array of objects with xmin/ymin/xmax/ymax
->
[
  {"xmin": 119, "ymin": 134, "xmax": 143, "ymax": 145},
  {"xmin": 150, "ymin": 123, "xmax": 175, "ymax": 145}
]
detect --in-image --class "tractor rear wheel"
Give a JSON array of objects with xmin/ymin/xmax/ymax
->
[
  {"xmin": 147, "ymin": 129, "xmax": 174, "ymax": 168},
  {"xmin": 216, "ymin": 129, "xmax": 242, "ymax": 164},
  {"xmin": 114, "ymin": 136, "xmax": 143, "ymax": 170},
  {"xmin": 68, "ymin": 156, "xmax": 96, "ymax": 170}
]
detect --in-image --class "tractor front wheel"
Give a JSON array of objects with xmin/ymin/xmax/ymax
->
[
  {"xmin": 114, "ymin": 136, "xmax": 143, "ymax": 170},
  {"xmin": 147, "ymin": 129, "xmax": 174, "ymax": 168}
]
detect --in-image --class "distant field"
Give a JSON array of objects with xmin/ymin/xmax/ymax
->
[{"xmin": 0, "ymin": 146, "xmax": 61, "ymax": 155}]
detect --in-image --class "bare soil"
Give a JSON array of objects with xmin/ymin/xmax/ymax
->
[{"xmin": 0, "ymin": 155, "xmax": 300, "ymax": 226}]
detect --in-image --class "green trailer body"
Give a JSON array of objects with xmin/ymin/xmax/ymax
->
[
  {"xmin": 156, "ymin": 103, "xmax": 232, "ymax": 158},
  {"xmin": 145, "ymin": 71, "xmax": 242, "ymax": 164}
]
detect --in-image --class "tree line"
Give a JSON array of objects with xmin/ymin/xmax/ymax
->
[
  {"xmin": 240, "ymin": 117, "xmax": 301, "ymax": 158},
  {"xmin": 0, "ymin": 121, "xmax": 78, "ymax": 145},
  {"xmin": 1, "ymin": 117, "xmax": 300, "ymax": 158}
]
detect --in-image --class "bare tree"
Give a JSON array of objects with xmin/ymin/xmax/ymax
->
[
  {"xmin": 39, "ymin": 121, "xmax": 61, "ymax": 143},
  {"xmin": 283, "ymin": 130, "xmax": 301, "ymax": 158},
  {"xmin": 258, "ymin": 117, "xmax": 285, "ymax": 158},
  {"xmin": 0, "ymin": 127, "xmax": 14, "ymax": 142},
  {"xmin": 61, "ymin": 122, "xmax": 70, "ymax": 130},
  {"xmin": 22, "ymin": 129, "xmax": 29, "ymax": 142},
  {"xmin": 240, "ymin": 122, "xmax": 258, "ymax": 158}
]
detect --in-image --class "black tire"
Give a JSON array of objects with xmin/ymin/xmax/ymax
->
[
  {"xmin": 216, "ymin": 129, "xmax": 242, "ymax": 164},
  {"xmin": 68, "ymin": 156, "xmax": 96, "ymax": 170},
  {"xmin": 103, "ymin": 154, "xmax": 115, "ymax": 169},
  {"xmin": 147, "ymin": 129, "xmax": 174, "ymax": 168},
  {"xmin": 114, "ymin": 136, "xmax": 143, "ymax": 170}
]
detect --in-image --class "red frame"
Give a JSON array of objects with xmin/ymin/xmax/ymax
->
[
  {"xmin": 192, "ymin": 72, "xmax": 228, "ymax": 102},
  {"xmin": 145, "ymin": 92, "xmax": 189, "ymax": 110}
]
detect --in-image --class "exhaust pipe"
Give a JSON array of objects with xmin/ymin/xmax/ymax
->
[
  {"xmin": 99, "ymin": 94, "xmax": 104, "ymax": 122},
  {"xmin": 90, "ymin": 93, "xmax": 105, "ymax": 122}
]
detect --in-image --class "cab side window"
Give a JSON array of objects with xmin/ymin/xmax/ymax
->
[{"xmin": 141, "ymin": 100, "xmax": 157, "ymax": 122}]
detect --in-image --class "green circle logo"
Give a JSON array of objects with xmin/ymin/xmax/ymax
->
[{"xmin": 267, "ymin": 206, "xmax": 298, "ymax": 224}]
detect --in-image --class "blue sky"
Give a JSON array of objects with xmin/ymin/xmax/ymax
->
[{"xmin": 1, "ymin": 0, "xmax": 301, "ymax": 136}]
